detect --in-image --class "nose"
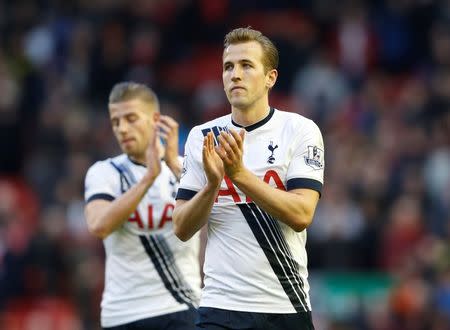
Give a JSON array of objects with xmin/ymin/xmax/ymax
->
[
  {"xmin": 231, "ymin": 66, "xmax": 242, "ymax": 81},
  {"xmin": 117, "ymin": 119, "xmax": 128, "ymax": 134}
]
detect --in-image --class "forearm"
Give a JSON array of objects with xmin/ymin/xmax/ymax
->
[
  {"xmin": 173, "ymin": 184, "xmax": 219, "ymax": 241},
  {"xmin": 86, "ymin": 176, "xmax": 155, "ymax": 238},
  {"xmin": 232, "ymin": 169, "xmax": 317, "ymax": 232},
  {"xmin": 166, "ymin": 159, "xmax": 182, "ymax": 181}
]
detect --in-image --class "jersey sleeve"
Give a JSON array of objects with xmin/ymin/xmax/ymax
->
[
  {"xmin": 84, "ymin": 160, "xmax": 120, "ymax": 203},
  {"xmin": 286, "ymin": 119, "xmax": 324, "ymax": 194},
  {"xmin": 176, "ymin": 127, "xmax": 206, "ymax": 200}
]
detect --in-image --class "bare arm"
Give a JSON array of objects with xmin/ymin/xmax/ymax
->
[
  {"xmin": 84, "ymin": 175, "xmax": 156, "ymax": 239},
  {"xmin": 173, "ymin": 132, "xmax": 224, "ymax": 241},
  {"xmin": 228, "ymin": 169, "xmax": 319, "ymax": 231},
  {"xmin": 217, "ymin": 129, "xmax": 320, "ymax": 232}
]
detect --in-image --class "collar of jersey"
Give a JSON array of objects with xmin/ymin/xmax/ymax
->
[
  {"xmin": 231, "ymin": 107, "xmax": 275, "ymax": 132},
  {"xmin": 127, "ymin": 157, "xmax": 163, "ymax": 167},
  {"xmin": 127, "ymin": 156, "xmax": 146, "ymax": 167}
]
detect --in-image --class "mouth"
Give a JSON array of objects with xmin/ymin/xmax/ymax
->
[
  {"xmin": 230, "ymin": 86, "xmax": 245, "ymax": 92},
  {"xmin": 121, "ymin": 138, "xmax": 135, "ymax": 145}
]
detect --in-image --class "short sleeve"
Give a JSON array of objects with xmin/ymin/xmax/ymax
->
[
  {"xmin": 286, "ymin": 119, "xmax": 324, "ymax": 194},
  {"xmin": 176, "ymin": 127, "xmax": 206, "ymax": 200},
  {"xmin": 84, "ymin": 160, "xmax": 120, "ymax": 203}
]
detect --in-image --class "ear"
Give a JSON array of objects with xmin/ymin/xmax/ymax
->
[
  {"xmin": 152, "ymin": 112, "xmax": 160, "ymax": 122},
  {"xmin": 266, "ymin": 69, "xmax": 278, "ymax": 89}
]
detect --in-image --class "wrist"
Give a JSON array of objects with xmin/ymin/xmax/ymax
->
[
  {"xmin": 205, "ymin": 180, "xmax": 222, "ymax": 194},
  {"xmin": 165, "ymin": 156, "xmax": 178, "ymax": 169},
  {"xmin": 141, "ymin": 173, "xmax": 157, "ymax": 188},
  {"xmin": 227, "ymin": 167, "xmax": 247, "ymax": 183},
  {"xmin": 166, "ymin": 159, "xmax": 182, "ymax": 179}
]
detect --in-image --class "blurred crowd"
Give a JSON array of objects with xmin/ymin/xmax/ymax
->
[{"xmin": 0, "ymin": 0, "xmax": 449, "ymax": 329}]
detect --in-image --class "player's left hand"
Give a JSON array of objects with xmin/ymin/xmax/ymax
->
[
  {"xmin": 158, "ymin": 115, "xmax": 179, "ymax": 170},
  {"xmin": 216, "ymin": 128, "xmax": 246, "ymax": 180}
]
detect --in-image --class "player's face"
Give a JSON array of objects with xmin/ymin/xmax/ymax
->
[
  {"xmin": 222, "ymin": 41, "xmax": 277, "ymax": 110},
  {"xmin": 109, "ymin": 99, "xmax": 155, "ymax": 160}
]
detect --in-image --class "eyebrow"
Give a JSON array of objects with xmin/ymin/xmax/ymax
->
[
  {"xmin": 110, "ymin": 110, "xmax": 139, "ymax": 120},
  {"xmin": 223, "ymin": 58, "xmax": 255, "ymax": 67}
]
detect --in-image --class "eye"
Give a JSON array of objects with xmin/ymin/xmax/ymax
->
[
  {"xmin": 224, "ymin": 63, "xmax": 233, "ymax": 71},
  {"xmin": 127, "ymin": 114, "xmax": 138, "ymax": 122},
  {"xmin": 111, "ymin": 118, "xmax": 119, "ymax": 127}
]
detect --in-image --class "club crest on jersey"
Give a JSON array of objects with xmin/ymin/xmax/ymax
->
[
  {"xmin": 304, "ymin": 145, "xmax": 324, "ymax": 170},
  {"xmin": 267, "ymin": 141, "xmax": 278, "ymax": 164}
]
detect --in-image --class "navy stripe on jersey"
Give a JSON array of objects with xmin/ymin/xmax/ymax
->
[
  {"xmin": 140, "ymin": 235, "xmax": 196, "ymax": 308},
  {"xmin": 109, "ymin": 161, "xmax": 133, "ymax": 193},
  {"xmin": 286, "ymin": 178, "xmax": 322, "ymax": 195},
  {"xmin": 121, "ymin": 163, "xmax": 138, "ymax": 184},
  {"xmin": 238, "ymin": 203, "xmax": 309, "ymax": 312},
  {"xmin": 153, "ymin": 236, "xmax": 198, "ymax": 305},
  {"xmin": 248, "ymin": 203, "xmax": 309, "ymax": 312},
  {"xmin": 256, "ymin": 205, "xmax": 309, "ymax": 308},
  {"xmin": 176, "ymin": 188, "xmax": 198, "ymax": 200},
  {"xmin": 86, "ymin": 193, "xmax": 115, "ymax": 203}
]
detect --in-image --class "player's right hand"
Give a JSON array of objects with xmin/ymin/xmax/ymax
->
[{"xmin": 202, "ymin": 132, "xmax": 224, "ymax": 188}]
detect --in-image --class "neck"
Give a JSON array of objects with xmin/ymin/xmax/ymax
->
[
  {"xmin": 128, "ymin": 155, "xmax": 146, "ymax": 166},
  {"xmin": 231, "ymin": 99, "xmax": 270, "ymax": 127},
  {"xmin": 128, "ymin": 140, "xmax": 165, "ymax": 166}
]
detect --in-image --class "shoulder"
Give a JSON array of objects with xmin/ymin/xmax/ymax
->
[
  {"xmin": 194, "ymin": 114, "xmax": 231, "ymax": 132},
  {"xmin": 186, "ymin": 114, "xmax": 232, "ymax": 142},
  {"xmin": 86, "ymin": 154, "xmax": 127, "ymax": 177},
  {"xmin": 274, "ymin": 109, "xmax": 321, "ymax": 135}
]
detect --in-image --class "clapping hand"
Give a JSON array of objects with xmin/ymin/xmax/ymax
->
[
  {"xmin": 144, "ymin": 120, "xmax": 162, "ymax": 182},
  {"xmin": 216, "ymin": 128, "xmax": 246, "ymax": 180},
  {"xmin": 158, "ymin": 115, "xmax": 181, "ymax": 178},
  {"xmin": 203, "ymin": 132, "xmax": 224, "ymax": 189}
]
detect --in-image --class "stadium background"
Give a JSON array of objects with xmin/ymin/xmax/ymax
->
[{"xmin": 0, "ymin": 0, "xmax": 449, "ymax": 329}]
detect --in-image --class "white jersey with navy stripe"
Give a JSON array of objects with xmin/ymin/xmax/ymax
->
[
  {"xmin": 84, "ymin": 154, "xmax": 201, "ymax": 327},
  {"xmin": 177, "ymin": 108, "xmax": 324, "ymax": 313}
]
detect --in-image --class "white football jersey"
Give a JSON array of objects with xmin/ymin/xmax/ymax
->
[
  {"xmin": 84, "ymin": 154, "xmax": 201, "ymax": 327},
  {"xmin": 177, "ymin": 108, "xmax": 324, "ymax": 313}
]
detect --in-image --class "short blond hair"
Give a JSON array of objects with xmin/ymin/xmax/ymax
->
[
  {"xmin": 224, "ymin": 27, "xmax": 278, "ymax": 73},
  {"xmin": 109, "ymin": 82, "xmax": 159, "ymax": 111}
]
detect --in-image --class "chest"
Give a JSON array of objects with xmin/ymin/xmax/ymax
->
[
  {"xmin": 215, "ymin": 133, "xmax": 293, "ymax": 205},
  {"xmin": 120, "ymin": 166, "xmax": 178, "ymax": 232},
  {"xmin": 242, "ymin": 132, "xmax": 293, "ymax": 177}
]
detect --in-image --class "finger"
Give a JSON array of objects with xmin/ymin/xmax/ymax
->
[
  {"xmin": 203, "ymin": 134, "xmax": 210, "ymax": 160},
  {"xmin": 219, "ymin": 131, "xmax": 239, "ymax": 155},
  {"xmin": 207, "ymin": 132, "xmax": 215, "ymax": 153},
  {"xmin": 215, "ymin": 145, "xmax": 228, "ymax": 161},
  {"xmin": 159, "ymin": 115, "xmax": 179, "ymax": 128},
  {"xmin": 239, "ymin": 129, "xmax": 245, "ymax": 143},
  {"xmin": 158, "ymin": 131, "xmax": 168, "ymax": 140},
  {"xmin": 229, "ymin": 128, "xmax": 243, "ymax": 149},
  {"xmin": 208, "ymin": 132, "xmax": 214, "ymax": 152},
  {"xmin": 158, "ymin": 121, "xmax": 173, "ymax": 132},
  {"xmin": 203, "ymin": 135, "xmax": 208, "ymax": 151},
  {"xmin": 150, "ymin": 128, "xmax": 158, "ymax": 147},
  {"xmin": 218, "ymin": 135, "xmax": 235, "ymax": 157}
]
